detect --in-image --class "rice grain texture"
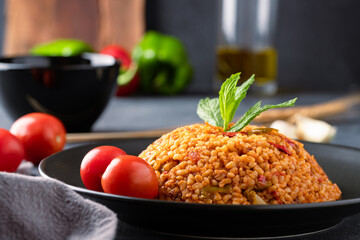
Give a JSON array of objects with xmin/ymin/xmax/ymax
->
[{"xmin": 139, "ymin": 124, "xmax": 341, "ymax": 204}]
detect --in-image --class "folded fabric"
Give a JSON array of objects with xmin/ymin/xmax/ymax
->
[{"xmin": 0, "ymin": 172, "xmax": 117, "ymax": 240}]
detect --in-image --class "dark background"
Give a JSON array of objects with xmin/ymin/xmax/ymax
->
[{"xmin": 0, "ymin": 0, "xmax": 359, "ymax": 94}]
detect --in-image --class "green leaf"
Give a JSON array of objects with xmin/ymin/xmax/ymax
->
[
  {"xmin": 235, "ymin": 75, "xmax": 255, "ymax": 102},
  {"xmin": 197, "ymin": 97, "xmax": 224, "ymax": 127},
  {"xmin": 219, "ymin": 73, "xmax": 239, "ymax": 130},
  {"xmin": 229, "ymin": 98, "xmax": 297, "ymax": 132},
  {"xmin": 219, "ymin": 73, "xmax": 254, "ymax": 130}
]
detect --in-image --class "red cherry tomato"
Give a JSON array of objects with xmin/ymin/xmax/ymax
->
[
  {"xmin": 0, "ymin": 129, "xmax": 25, "ymax": 172},
  {"xmin": 101, "ymin": 155, "xmax": 158, "ymax": 199},
  {"xmin": 10, "ymin": 113, "xmax": 66, "ymax": 165},
  {"xmin": 80, "ymin": 146, "xmax": 126, "ymax": 191}
]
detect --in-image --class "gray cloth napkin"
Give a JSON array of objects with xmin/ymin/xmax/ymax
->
[{"xmin": 0, "ymin": 172, "xmax": 117, "ymax": 240}]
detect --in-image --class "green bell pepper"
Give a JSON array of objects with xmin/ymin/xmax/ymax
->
[
  {"xmin": 132, "ymin": 31, "xmax": 193, "ymax": 95},
  {"xmin": 30, "ymin": 39, "xmax": 93, "ymax": 57}
]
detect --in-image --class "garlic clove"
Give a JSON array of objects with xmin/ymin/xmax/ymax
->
[
  {"xmin": 295, "ymin": 115, "xmax": 337, "ymax": 143},
  {"xmin": 270, "ymin": 120, "xmax": 298, "ymax": 139}
]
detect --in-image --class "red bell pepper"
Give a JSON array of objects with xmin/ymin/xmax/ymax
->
[
  {"xmin": 100, "ymin": 45, "xmax": 140, "ymax": 96},
  {"xmin": 269, "ymin": 142, "xmax": 292, "ymax": 155}
]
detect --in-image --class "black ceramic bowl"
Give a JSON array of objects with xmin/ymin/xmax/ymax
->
[{"xmin": 0, "ymin": 53, "xmax": 119, "ymax": 132}]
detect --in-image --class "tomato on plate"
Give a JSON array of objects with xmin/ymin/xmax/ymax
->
[
  {"xmin": 80, "ymin": 146, "xmax": 127, "ymax": 191},
  {"xmin": 101, "ymin": 155, "xmax": 158, "ymax": 199},
  {"xmin": 10, "ymin": 113, "xmax": 66, "ymax": 165},
  {"xmin": 0, "ymin": 129, "xmax": 25, "ymax": 172}
]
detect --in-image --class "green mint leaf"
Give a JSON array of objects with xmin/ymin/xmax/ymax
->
[
  {"xmin": 219, "ymin": 73, "xmax": 255, "ymax": 130},
  {"xmin": 197, "ymin": 97, "xmax": 224, "ymax": 127},
  {"xmin": 219, "ymin": 73, "xmax": 240, "ymax": 130},
  {"xmin": 229, "ymin": 98, "xmax": 297, "ymax": 132},
  {"xmin": 235, "ymin": 75, "xmax": 255, "ymax": 102}
]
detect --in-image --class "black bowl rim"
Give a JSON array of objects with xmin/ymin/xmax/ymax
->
[
  {"xmin": 38, "ymin": 140, "xmax": 360, "ymax": 212},
  {"xmin": 0, "ymin": 53, "xmax": 119, "ymax": 70}
]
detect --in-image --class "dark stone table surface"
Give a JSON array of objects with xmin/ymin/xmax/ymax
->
[{"xmin": 1, "ymin": 92, "xmax": 360, "ymax": 149}]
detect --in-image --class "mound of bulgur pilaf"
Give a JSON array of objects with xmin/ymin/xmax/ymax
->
[{"xmin": 139, "ymin": 123, "xmax": 341, "ymax": 204}]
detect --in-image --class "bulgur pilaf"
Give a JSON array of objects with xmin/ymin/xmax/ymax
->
[{"xmin": 139, "ymin": 123, "xmax": 341, "ymax": 204}]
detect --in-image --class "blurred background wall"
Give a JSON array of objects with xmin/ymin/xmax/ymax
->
[{"xmin": 0, "ymin": 0, "xmax": 359, "ymax": 94}]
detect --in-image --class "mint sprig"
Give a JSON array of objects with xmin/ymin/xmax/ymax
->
[{"xmin": 197, "ymin": 73, "xmax": 297, "ymax": 132}]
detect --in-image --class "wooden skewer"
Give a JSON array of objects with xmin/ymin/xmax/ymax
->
[
  {"xmin": 66, "ymin": 128, "xmax": 172, "ymax": 143},
  {"xmin": 254, "ymin": 92, "xmax": 360, "ymax": 123}
]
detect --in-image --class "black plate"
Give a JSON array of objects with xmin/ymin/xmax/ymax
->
[{"xmin": 39, "ymin": 139, "xmax": 360, "ymax": 238}]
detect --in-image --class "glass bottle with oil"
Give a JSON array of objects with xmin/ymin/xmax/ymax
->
[{"xmin": 215, "ymin": 0, "xmax": 279, "ymax": 96}]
